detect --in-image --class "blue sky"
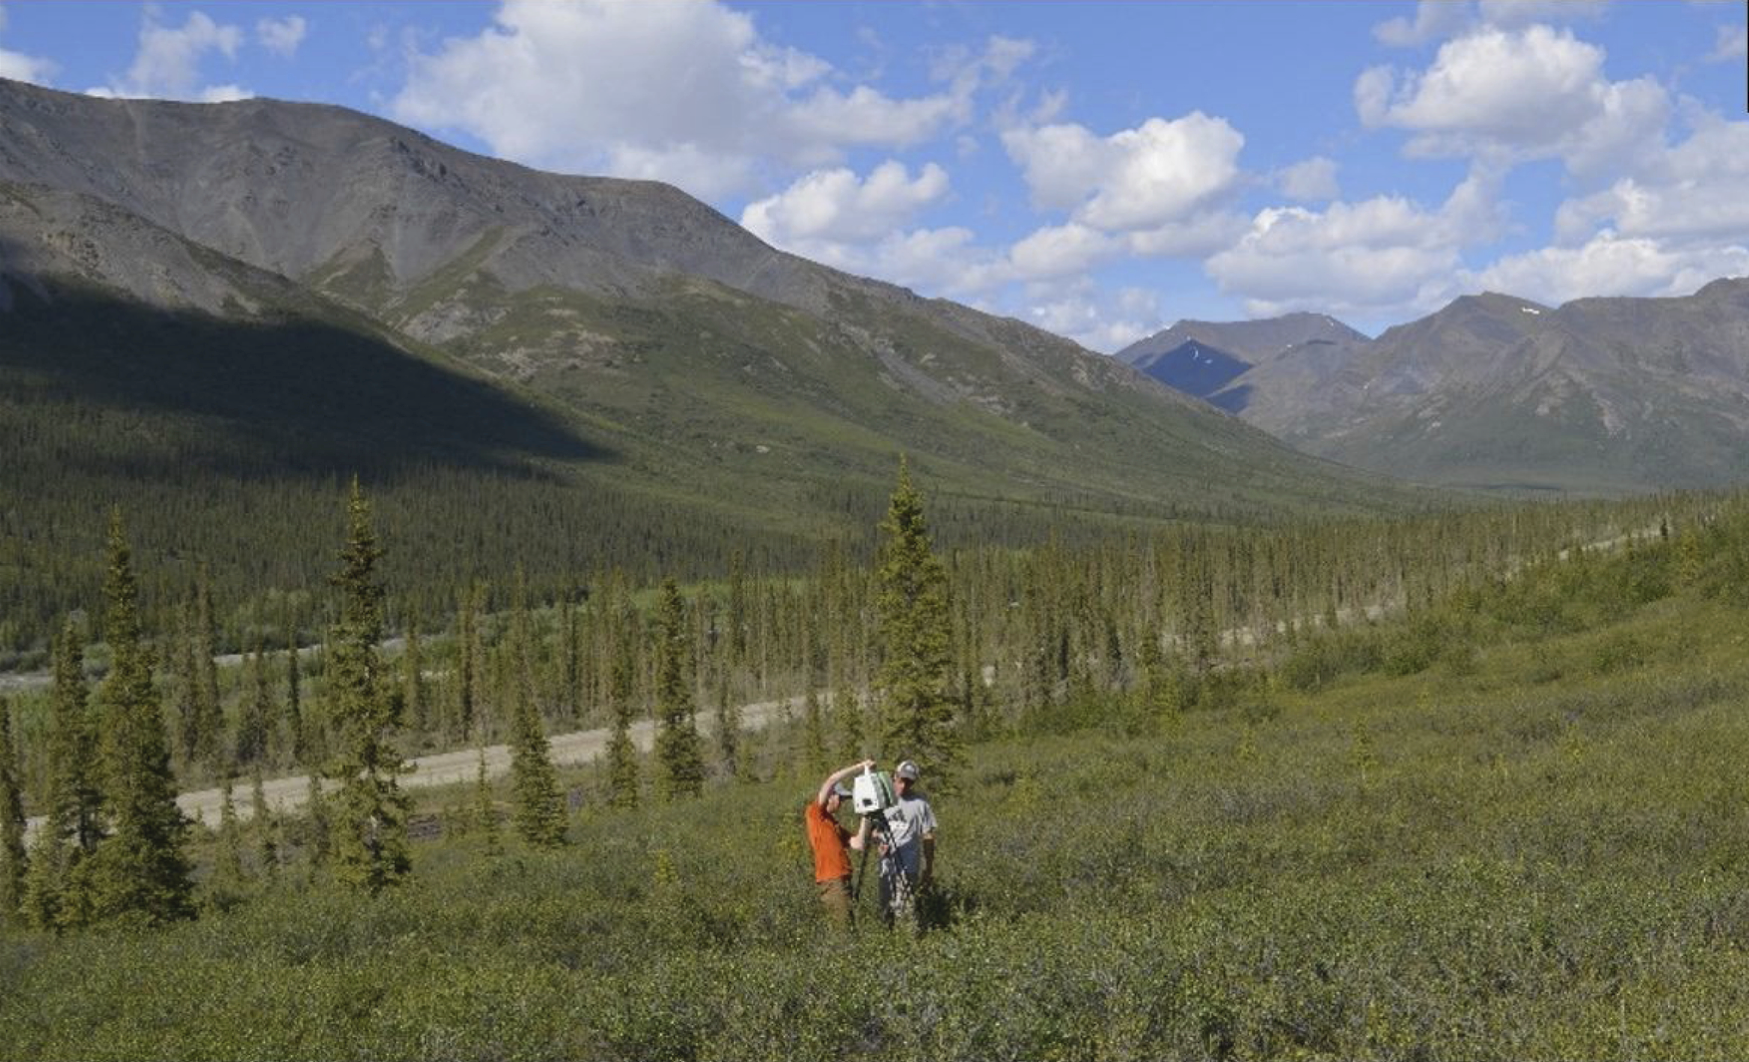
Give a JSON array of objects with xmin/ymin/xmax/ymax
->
[{"xmin": 1, "ymin": 1, "xmax": 1744, "ymax": 350}]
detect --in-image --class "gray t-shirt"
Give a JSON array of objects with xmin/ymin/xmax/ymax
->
[{"xmin": 880, "ymin": 792, "xmax": 937, "ymax": 877}]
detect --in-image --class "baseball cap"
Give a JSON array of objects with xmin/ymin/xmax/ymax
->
[
  {"xmin": 831, "ymin": 782, "xmax": 853, "ymax": 799},
  {"xmin": 895, "ymin": 760, "xmax": 920, "ymax": 781}
]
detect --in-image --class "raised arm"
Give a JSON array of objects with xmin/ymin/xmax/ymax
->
[{"xmin": 816, "ymin": 759, "xmax": 877, "ymax": 807}]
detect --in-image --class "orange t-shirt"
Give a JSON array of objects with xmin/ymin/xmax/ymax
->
[{"xmin": 805, "ymin": 801, "xmax": 852, "ymax": 882}]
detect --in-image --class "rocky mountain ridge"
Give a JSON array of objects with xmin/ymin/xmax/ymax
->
[{"xmin": 1119, "ymin": 282, "xmax": 1749, "ymax": 493}]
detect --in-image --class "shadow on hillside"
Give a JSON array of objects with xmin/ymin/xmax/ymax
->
[{"xmin": 0, "ymin": 276, "xmax": 609, "ymax": 480}]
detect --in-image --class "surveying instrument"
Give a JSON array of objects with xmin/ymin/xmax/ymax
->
[{"xmin": 848, "ymin": 766, "xmax": 914, "ymax": 925}]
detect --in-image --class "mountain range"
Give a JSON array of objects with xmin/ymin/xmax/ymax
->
[
  {"xmin": 0, "ymin": 77, "xmax": 1425, "ymax": 637},
  {"xmin": 1119, "ymin": 282, "xmax": 1749, "ymax": 493}
]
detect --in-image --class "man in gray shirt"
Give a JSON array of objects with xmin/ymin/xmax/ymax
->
[{"xmin": 878, "ymin": 759, "xmax": 937, "ymax": 930}]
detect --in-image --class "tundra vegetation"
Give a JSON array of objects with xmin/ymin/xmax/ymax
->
[{"xmin": 2, "ymin": 473, "xmax": 1749, "ymax": 1058}]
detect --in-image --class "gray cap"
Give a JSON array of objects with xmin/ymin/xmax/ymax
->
[
  {"xmin": 895, "ymin": 760, "xmax": 920, "ymax": 781},
  {"xmin": 830, "ymin": 782, "xmax": 853, "ymax": 799}
]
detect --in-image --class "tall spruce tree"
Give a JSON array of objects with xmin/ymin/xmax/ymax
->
[
  {"xmin": 604, "ymin": 590, "xmax": 640, "ymax": 809},
  {"xmin": 875, "ymin": 457, "xmax": 960, "ymax": 787},
  {"xmin": 84, "ymin": 509, "xmax": 195, "ymax": 926},
  {"xmin": 188, "ymin": 572, "xmax": 222, "ymax": 770},
  {"xmin": 0, "ymin": 699, "xmax": 27, "ymax": 927},
  {"xmin": 22, "ymin": 617, "xmax": 103, "ymax": 929},
  {"xmin": 507, "ymin": 574, "xmax": 566, "ymax": 847},
  {"xmin": 324, "ymin": 481, "xmax": 411, "ymax": 894},
  {"xmin": 250, "ymin": 767, "xmax": 278, "ymax": 879},
  {"xmin": 236, "ymin": 639, "xmax": 271, "ymax": 768},
  {"xmin": 286, "ymin": 624, "xmax": 307, "ymax": 766},
  {"xmin": 654, "ymin": 578, "xmax": 705, "ymax": 801},
  {"xmin": 402, "ymin": 617, "xmax": 429, "ymax": 734},
  {"xmin": 714, "ymin": 677, "xmax": 743, "ymax": 781}
]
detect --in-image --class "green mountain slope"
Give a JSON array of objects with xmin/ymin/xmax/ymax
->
[{"xmin": 0, "ymin": 78, "xmax": 1428, "ymax": 649}]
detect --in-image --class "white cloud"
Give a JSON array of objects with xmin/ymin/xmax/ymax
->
[
  {"xmin": 1373, "ymin": 1, "xmax": 1474, "ymax": 46},
  {"xmin": 256, "ymin": 15, "xmax": 307, "ymax": 58},
  {"xmin": 1276, "ymin": 156, "xmax": 1340, "ymax": 201},
  {"xmin": 1472, "ymin": 231, "xmax": 1749, "ymax": 305},
  {"xmin": 1709, "ymin": 22, "xmax": 1748, "ymax": 62},
  {"xmin": 1357, "ymin": 25, "xmax": 1668, "ymax": 179},
  {"xmin": 1203, "ymin": 171, "xmax": 1506, "ymax": 320},
  {"xmin": 198, "ymin": 83, "xmax": 251, "ymax": 103},
  {"xmin": 737, "ymin": 159, "xmax": 1008, "ymax": 297},
  {"xmin": 1373, "ymin": 0, "xmax": 1605, "ymax": 45},
  {"xmin": 1476, "ymin": 1, "xmax": 1607, "ymax": 29},
  {"xmin": 1122, "ymin": 212, "xmax": 1251, "ymax": 258},
  {"xmin": 1008, "ymin": 222, "xmax": 1120, "ymax": 281},
  {"xmin": 90, "ymin": 9, "xmax": 248, "ymax": 101},
  {"xmin": 0, "ymin": 4, "xmax": 54, "ymax": 83},
  {"xmin": 1554, "ymin": 116, "xmax": 1749, "ymax": 244},
  {"xmin": 1001, "ymin": 112, "xmax": 1245, "ymax": 233},
  {"xmin": 741, "ymin": 161, "xmax": 950, "ymax": 245},
  {"xmin": 1020, "ymin": 281, "xmax": 1165, "ymax": 354},
  {"xmin": 391, "ymin": 0, "xmax": 1022, "ymax": 197}
]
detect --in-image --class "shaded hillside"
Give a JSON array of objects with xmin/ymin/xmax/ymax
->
[{"xmin": 0, "ymin": 78, "xmax": 1431, "ymax": 649}]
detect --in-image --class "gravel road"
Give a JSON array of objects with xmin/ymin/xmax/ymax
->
[{"xmin": 23, "ymin": 697, "xmax": 798, "ymax": 837}]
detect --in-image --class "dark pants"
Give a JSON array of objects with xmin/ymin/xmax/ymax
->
[{"xmin": 817, "ymin": 876, "xmax": 852, "ymax": 926}]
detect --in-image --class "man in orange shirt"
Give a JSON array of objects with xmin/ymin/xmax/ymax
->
[{"xmin": 806, "ymin": 759, "xmax": 875, "ymax": 925}]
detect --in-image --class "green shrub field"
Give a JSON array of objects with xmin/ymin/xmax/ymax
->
[{"xmin": 6, "ymin": 510, "xmax": 1749, "ymax": 1060}]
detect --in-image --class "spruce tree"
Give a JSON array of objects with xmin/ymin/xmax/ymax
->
[
  {"xmin": 402, "ymin": 617, "xmax": 429, "ymax": 735},
  {"xmin": 453, "ymin": 582, "xmax": 485, "ymax": 744},
  {"xmin": 0, "ymin": 699, "xmax": 27, "ymax": 927},
  {"xmin": 472, "ymin": 744, "xmax": 501, "ymax": 852},
  {"xmin": 713, "ymin": 677, "xmax": 743, "ymax": 781},
  {"xmin": 801, "ymin": 686, "xmax": 827, "ymax": 776},
  {"xmin": 250, "ymin": 767, "xmax": 278, "ymax": 880},
  {"xmin": 286, "ymin": 625, "xmax": 307, "ymax": 766},
  {"xmin": 22, "ymin": 617, "xmax": 102, "ymax": 929},
  {"xmin": 324, "ymin": 481, "xmax": 411, "ymax": 894},
  {"xmin": 85, "ymin": 509, "xmax": 195, "ymax": 926},
  {"xmin": 653, "ymin": 578, "xmax": 705, "ymax": 801},
  {"xmin": 874, "ymin": 458, "xmax": 960, "ymax": 787},
  {"xmin": 209, "ymin": 774, "xmax": 246, "ymax": 907},
  {"xmin": 507, "ymin": 575, "xmax": 566, "ymax": 847},
  {"xmin": 189, "ymin": 572, "xmax": 222, "ymax": 771},
  {"xmin": 302, "ymin": 772, "xmax": 330, "ymax": 878},
  {"xmin": 604, "ymin": 595, "xmax": 640, "ymax": 809},
  {"xmin": 236, "ymin": 640, "xmax": 271, "ymax": 768}
]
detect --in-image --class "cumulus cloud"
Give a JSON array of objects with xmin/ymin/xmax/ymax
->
[
  {"xmin": 1709, "ymin": 22, "xmax": 1748, "ymax": 62},
  {"xmin": 1203, "ymin": 169, "xmax": 1506, "ymax": 320},
  {"xmin": 1373, "ymin": 0, "xmax": 1605, "ymax": 45},
  {"xmin": 391, "ymin": 0, "xmax": 1022, "ymax": 198},
  {"xmin": 741, "ymin": 161, "xmax": 951, "ymax": 245},
  {"xmin": 1276, "ymin": 156, "xmax": 1340, "ymax": 202},
  {"xmin": 1472, "ymin": 231, "xmax": 1749, "ymax": 305},
  {"xmin": 738, "ymin": 159, "xmax": 1010, "ymax": 297},
  {"xmin": 1373, "ymin": 1, "xmax": 1473, "ymax": 47},
  {"xmin": 1357, "ymin": 25, "xmax": 1667, "ymax": 179},
  {"xmin": 1475, "ymin": 1, "xmax": 1607, "ymax": 29},
  {"xmin": 256, "ymin": 15, "xmax": 307, "ymax": 58},
  {"xmin": 88, "ymin": 8, "xmax": 248, "ymax": 101},
  {"xmin": 1552, "ymin": 115, "xmax": 1749, "ymax": 245},
  {"xmin": 1001, "ymin": 112, "xmax": 1245, "ymax": 232},
  {"xmin": 1020, "ymin": 281, "xmax": 1166, "ymax": 354},
  {"xmin": 0, "ymin": 28, "xmax": 56, "ymax": 84},
  {"xmin": 1008, "ymin": 222, "xmax": 1121, "ymax": 281}
]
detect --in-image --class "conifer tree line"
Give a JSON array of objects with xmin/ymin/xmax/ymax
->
[{"xmin": 1, "ymin": 465, "xmax": 1738, "ymax": 928}]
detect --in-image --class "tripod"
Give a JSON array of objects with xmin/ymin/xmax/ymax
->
[{"xmin": 850, "ymin": 808, "xmax": 915, "ymax": 929}]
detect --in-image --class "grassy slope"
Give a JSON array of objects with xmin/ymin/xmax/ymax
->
[
  {"xmin": 6, "ymin": 529, "xmax": 1749, "ymax": 1058},
  {"xmin": 437, "ymin": 275, "xmax": 1419, "ymax": 529}
]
